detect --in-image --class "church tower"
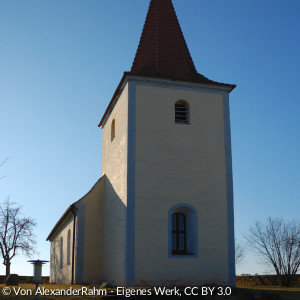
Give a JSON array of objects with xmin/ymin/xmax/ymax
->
[{"xmin": 99, "ymin": 0, "xmax": 236, "ymax": 286}]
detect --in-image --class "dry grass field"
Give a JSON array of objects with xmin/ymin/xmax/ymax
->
[{"xmin": 236, "ymin": 284, "xmax": 300, "ymax": 300}]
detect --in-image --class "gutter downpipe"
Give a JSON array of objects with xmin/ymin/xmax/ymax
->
[{"xmin": 70, "ymin": 204, "xmax": 76, "ymax": 284}]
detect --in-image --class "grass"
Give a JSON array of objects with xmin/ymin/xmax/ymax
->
[
  {"xmin": 236, "ymin": 283, "xmax": 300, "ymax": 300},
  {"xmin": 237, "ymin": 284, "xmax": 300, "ymax": 292}
]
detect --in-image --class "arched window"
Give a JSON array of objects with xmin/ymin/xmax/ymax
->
[
  {"xmin": 175, "ymin": 100, "xmax": 189, "ymax": 124},
  {"xmin": 168, "ymin": 204, "xmax": 198, "ymax": 257},
  {"xmin": 60, "ymin": 237, "xmax": 63, "ymax": 269},
  {"xmin": 111, "ymin": 119, "xmax": 115, "ymax": 141},
  {"xmin": 67, "ymin": 230, "xmax": 71, "ymax": 266},
  {"xmin": 172, "ymin": 213, "xmax": 186, "ymax": 254}
]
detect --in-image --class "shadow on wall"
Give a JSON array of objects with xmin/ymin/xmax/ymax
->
[
  {"xmin": 101, "ymin": 175, "xmax": 127, "ymax": 285},
  {"xmin": 50, "ymin": 236, "xmax": 72, "ymax": 284},
  {"xmin": 50, "ymin": 175, "xmax": 127, "ymax": 285}
]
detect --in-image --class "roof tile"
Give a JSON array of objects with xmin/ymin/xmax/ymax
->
[{"xmin": 131, "ymin": 0, "xmax": 214, "ymax": 83}]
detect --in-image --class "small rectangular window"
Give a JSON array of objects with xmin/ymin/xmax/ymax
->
[
  {"xmin": 60, "ymin": 237, "xmax": 63, "ymax": 269},
  {"xmin": 172, "ymin": 213, "xmax": 187, "ymax": 255},
  {"xmin": 111, "ymin": 119, "xmax": 115, "ymax": 141},
  {"xmin": 175, "ymin": 101, "xmax": 189, "ymax": 124}
]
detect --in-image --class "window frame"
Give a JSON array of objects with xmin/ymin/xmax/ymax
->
[
  {"xmin": 172, "ymin": 213, "xmax": 187, "ymax": 255},
  {"xmin": 175, "ymin": 100, "xmax": 190, "ymax": 124},
  {"xmin": 168, "ymin": 204, "xmax": 198, "ymax": 258},
  {"xmin": 111, "ymin": 119, "xmax": 115, "ymax": 141},
  {"xmin": 67, "ymin": 229, "xmax": 71, "ymax": 266},
  {"xmin": 60, "ymin": 236, "xmax": 63, "ymax": 269}
]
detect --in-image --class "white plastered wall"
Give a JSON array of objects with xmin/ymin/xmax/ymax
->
[
  {"xmin": 49, "ymin": 215, "xmax": 74, "ymax": 284},
  {"xmin": 101, "ymin": 84, "xmax": 129, "ymax": 285},
  {"xmin": 77, "ymin": 177, "xmax": 105, "ymax": 283},
  {"xmin": 49, "ymin": 177, "xmax": 105, "ymax": 284},
  {"xmin": 134, "ymin": 82, "xmax": 230, "ymax": 286}
]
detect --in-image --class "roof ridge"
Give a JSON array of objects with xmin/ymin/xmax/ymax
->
[{"xmin": 167, "ymin": 0, "xmax": 197, "ymax": 75}]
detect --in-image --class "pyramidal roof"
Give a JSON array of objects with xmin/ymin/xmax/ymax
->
[
  {"xmin": 131, "ymin": 0, "xmax": 198, "ymax": 81},
  {"xmin": 130, "ymin": 0, "xmax": 232, "ymax": 86}
]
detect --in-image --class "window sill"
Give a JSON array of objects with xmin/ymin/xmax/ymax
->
[
  {"xmin": 175, "ymin": 122, "xmax": 190, "ymax": 125},
  {"xmin": 170, "ymin": 253, "xmax": 197, "ymax": 258}
]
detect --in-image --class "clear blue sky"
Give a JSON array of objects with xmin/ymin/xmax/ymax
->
[{"xmin": 1, "ymin": 0, "xmax": 299, "ymax": 277}]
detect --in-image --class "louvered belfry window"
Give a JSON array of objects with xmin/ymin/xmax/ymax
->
[{"xmin": 175, "ymin": 100, "xmax": 189, "ymax": 124}]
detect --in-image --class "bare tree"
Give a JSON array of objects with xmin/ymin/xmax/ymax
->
[
  {"xmin": 0, "ymin": 199, "xmax": 37, "ymax": 276},
  {"xmin": 246, "ymin": 217, "xmax": 300, "ymax": 287},
  {"xmin": 235, "ymin": 241, "xmax": 246, "ymax": 265}
]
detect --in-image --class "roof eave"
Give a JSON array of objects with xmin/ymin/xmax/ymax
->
[
  {"xmin": 98, "ymin": 72, "xmax": 236, "ymax": 128},
  {"xmin": 128, "ymin": 73, "xmax": 236, "ymax": 92},
  {"xmin": 46, "ymin": 174, "xmax": 106, "ymax": 242},
  {"xmin": 98, "ymin": 72, "xmax": 130, "ymax": 128},
  {"xmin": 46, "ymin": 205, "xmax": 75, "ymax": 241}
]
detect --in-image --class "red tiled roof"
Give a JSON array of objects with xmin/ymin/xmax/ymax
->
[{"xmin": 131, "ymin": 0, "xmax": 219, "ymax": 84}]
